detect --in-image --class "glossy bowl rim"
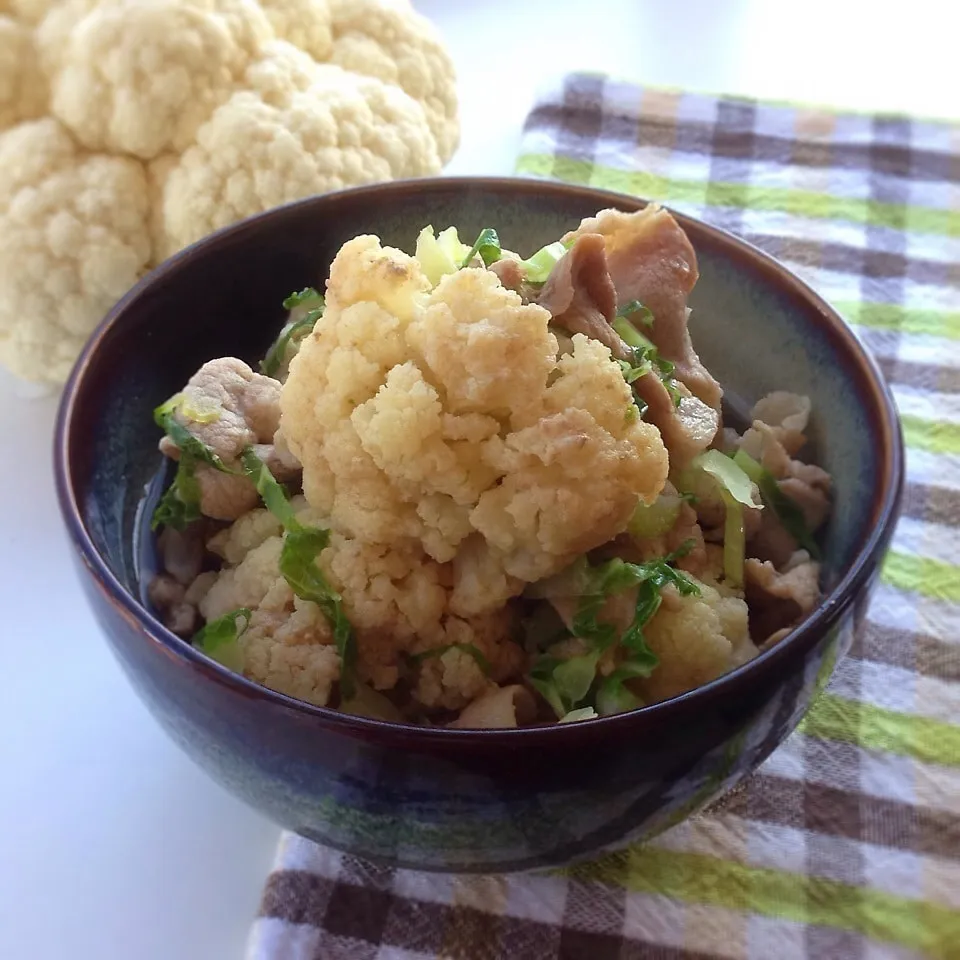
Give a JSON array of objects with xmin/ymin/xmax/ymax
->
[{"xmin": 53, "ymin": 175, "xmax": 905, "ymax": 746}]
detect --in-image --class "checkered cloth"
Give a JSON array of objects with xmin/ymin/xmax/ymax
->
[{"xmin": 247, "ymin": 75, "xmax": 960, "ymax": 960}]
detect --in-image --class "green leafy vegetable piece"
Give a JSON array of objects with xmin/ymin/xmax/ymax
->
[
  {"xmin": 462, "ymin": 227, "xmax": 501, "ymax": 267},
  {"xmin": 694, "ymin": 450, "xmax": 762, "ymax": 509},
  {"xmin": 595, "ymin": 661, "xmax": 651, "ymax": 716},
  {"xmin": 527, "ymin": 554, "xmax": 698, "ymax": 718},
  {"xmin": 236, "ymin": 447, "xmax": 360, "ymax": 698},
  {"xmin": 279, "ymin": 526, "xmax": 357, "ymax": 700},
  {"xmin": 612, "ymin": 317, "xmax": 683, "ymax": 408},
  {"xmin": 151, "ymin": 394, "xmax": 231, "ymax": 530},
  {"xmin": 559, "ymin": 706, "xmax": 599, "ymax": 723},
  {"xmin": 409, "ymin": 642, "xmax": 491, "ymax": 675},
  {"xmin": 616, "ymin": 299, "xmax": 655, "ymax": 327},
  {"xmin": 150, "ymin": 460, "xmax": 202, "ymax": 531},
  {"xmin": 627, "ymin": 491, "xmax": 682, "ymax": 540},
  {"xmin": 282, "ymin": 287, "xmax": 324, "ymax": 311},
  {"xmin": 239, "ymin": 447, "xmax": 299, "ymax": 528},
  {"xmin": 415, "ymin": 225, "xmax": 471, "ymax": 286},
  {"xmin": 733, "ymin": 450, "xmax": 822, "ymax": 559},
  {"xmin": 153, "ymin": 401, "xmax": 229, "ymax": 472},
  {"xmin": 693, "ymin": 449, "xmax": 762, "ymax": 587},
  {"xmin": 193, "ymin": 607, "xmax": 251, "ymax": 671},
  {"xmin": 260, "ymin": 308, "xmax": 323, "ymax": 378},
  {"xmin": 521, "ymin": 240, "xmax": 568, "ymax": 283}
]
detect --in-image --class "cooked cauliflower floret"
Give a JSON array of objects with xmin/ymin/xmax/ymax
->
[
  {"xmin": 208, "ymin": 507, "xmax": 284, "ymax": 564},
  {"xmin": 281, "ymin": 237, "xmax": 669, "ymax": 607},
  {"xmin": 199, "ymin": 535, "xmax": 284, "ymax": 621},
  {"xmin": 638, "ymin": 578, "xmax": 757, "ymax": 703}
]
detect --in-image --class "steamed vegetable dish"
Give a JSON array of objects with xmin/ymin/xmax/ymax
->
[{"xmin": 147, "ymin": 205, "xmax": 831, "ymax": 728}]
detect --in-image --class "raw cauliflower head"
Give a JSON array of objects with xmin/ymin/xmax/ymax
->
[
  {"xmin": 0, "ymin": 0, "xmax": 459, "ymax": 384},
  {"xmin": 0, "ymin": 118, "xmax": 152, "ymax": 383},
  {"xmin": 280, "ymin": 237, "xmax": 670, "ymax": 609}
]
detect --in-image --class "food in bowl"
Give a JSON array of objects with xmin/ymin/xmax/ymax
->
[{"xmin": 146, "ymin": 205, "xmax": 832, "ymax": 728}]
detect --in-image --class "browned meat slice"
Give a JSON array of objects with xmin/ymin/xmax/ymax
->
[
  {"xmin": 744, "ymin": 554, "xmax": 821, "ymax": 643},
  {"xmin": 536, "ymin": 233, "xmax": 629, "ymax": 361},
  {"xmin": 565, "ymin": 205, "xmax": 722, "ymax": 409},
  {"xmin": 634, "ymin": 376, "xmax": 719, "ymax": 467}
]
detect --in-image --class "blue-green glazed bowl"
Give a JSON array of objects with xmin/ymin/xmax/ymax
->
[{"xmin": 54, "ymin": 178, "xmax": 903, "ymax": 873}]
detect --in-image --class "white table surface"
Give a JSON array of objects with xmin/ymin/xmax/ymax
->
[{"xmin": 0, "ymin": 2, "xmax": 954, "ymax": 958}]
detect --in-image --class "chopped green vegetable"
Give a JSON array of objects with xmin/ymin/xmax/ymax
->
[
  {"xmin": 415, "ymin": 225, "xmax": 471, "ymax": 286},
  {"xmin": 282, "ymin": 287, "xmax": 324, "ymax": 311},
  {"xmin": 520, "ymin": 240, "xmax": 568, "ymax": 283},
  {"xmin": 409, "ymin": 642, "xmax": 491, "ymax": 675},
  {"xmin": 612, "ymin": 317, "xmax": 683, "ymax": 408},
  {"xmin": 527, "ymin": 554, "xmax": 699, "ymax": 718},
  {"xmin": 154, "ymin": 401, "xmax": 229, "ymax": 472},
  {"xmin": 693, "ymin": 449, "xmax": 762, "ymax": 587},
  {"xmin": 151, "ymin": 460, "xmax": 202, "ymax": 531},
  {"xmin": 559, "ymin": 706, "xmax": 599, "ymax": 723},
  {"xmin": 236, "ymin": 446, "xmax": 359, "ymax": 699},
  {"xmin": 279, "ymin": 526, "xmax": 357, "ymax": 700},
  {"xmin": 260, "ymin": 308, "xmax": 322, "ymax": 378},
  {"xmin": 694, "ymin": 450, "xmax": 762, "ymax": 510},
  {"xmin": 595, "ymin": 662, "xmax": 650, "ymax": 716},
  {"xmin": 461, "ymin": 227, "xmax": 501, "ymax": 267},
  {"xmin": 627, "ymin": 491, "xmax": 683, "ymax": 540},
  {"xmin": 151, "ymin": 395, "xmax": 231, "ymax": 530},
  {"xmin": 239, "ymin": 447, "xmax": 299, "ymax": 528},
  {"xmin": 192, "ymin": 607, "xmax": 251, "ymax": 671},
  {"xmin": 616, "ymin": 299, "xmax": 654, "ymax": 327},
  {"xmin": 733, "ymin": 450, "xmax": 822, "ymax": 559}
]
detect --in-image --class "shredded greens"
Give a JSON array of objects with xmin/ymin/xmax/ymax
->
[
  {"xmin": 526, "ymin": 553, "xmax": 699, "ymax": 719},
  {"xmin": 693, "ymin": 450, "xmax": 763, "ymax": 587},
  {"xmin": 150, "ymin": 395, "xmax": 230, "ymax": 531},
  {"xmin": 520, "ymin": 240, "xmax": 570, "ymax": 283},
  {"xmin": 193, "ymin": 607, "xmax": 251, "ymax": 671},
  {"xmin": 151, "ymin": 400, "xmax": 359, "ymax": 697},
  {"xmin": 616, "ymin": 299, "xmax": 655, "ymax": 327},
  {"xmin": 238, "ymin": 447, "xmax": 359, "ymax": 700},
  {"xmin": 415, "ymin": 225, "xmax": 472, "ymax": 286},
  {"xmin": 260, "ymin": 287, "xmax": 325, "ymax": 377},
  {"xmin": 461, "ymin": 228, "xmax": 502, "ymax": 267},
  {"xmin": 734, "ymin": 450, "xmax": 822, "ymax": 559},
  {"xmin": 612, "ymin": 316, "xmax": 683, "ymax": 408}
]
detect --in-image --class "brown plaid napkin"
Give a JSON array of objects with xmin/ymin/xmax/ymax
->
[{"xmin": 246, "ymin": 75, "xmax": 960, "ymax": 960}]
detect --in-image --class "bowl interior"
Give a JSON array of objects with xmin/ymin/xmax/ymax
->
[{"xmin": 65, "ymin": 178, "xmax": 891, "ymax": 653}]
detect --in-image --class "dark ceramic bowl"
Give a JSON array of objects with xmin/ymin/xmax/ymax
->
[{"xmin": 54, "ymin": 177, "xmax": 903, "ymax": 873}]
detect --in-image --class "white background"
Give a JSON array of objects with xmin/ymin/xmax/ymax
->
[{"xmin": 0, "ymin": 2, "xmax": 953, "ymax": 958}]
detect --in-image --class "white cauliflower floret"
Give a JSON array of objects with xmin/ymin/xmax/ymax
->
[
  {"xmin": 414, "ymin": 645, "xmax": 488, "ymax": 712},
  {"xmin": 0, "ymin": 117, "xmax": 151, "ymax": 384},
  {"xmin": 157, "ymin": 62, "xmax": 440, "ymax": 256},
  {"xmin": 199, "ymin": 535, "xmax": 284, "ymax": 620},
  {"xmin": 43, "ymin": 0, "xmax": 273, "ymax": 160},
  {"xmin": 0, "ymin": 14, "xmax": 46, "ymax": 128},
  {"xmin": 208, "ymin": 506, "xmax": 283, "ymax": 564},
  {"xmin": 281, "ymin": 239, "xmax": 669, "ymax": 594},
  {"xmin": 638, "ymin": 579, "xmax": 757, "ymax": 704},
  {"xmin": 318, "ymin": 532, "xmax": 522, "ymax": 693},
  {"xmin": 326, "ymin": 0, "xmax": 458, "ymax": 160},
  {"xmin": 257, "ymin": 0, "xmax": 332, "ymax": 61}
]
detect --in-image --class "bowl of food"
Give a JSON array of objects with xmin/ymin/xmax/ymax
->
[{"xmin": 54, "ymin": 177, "xmax": 903, "ymax": 873}]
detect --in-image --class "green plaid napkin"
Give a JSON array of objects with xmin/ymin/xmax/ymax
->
[{"xmin": 247, "ymin": 75, "xmax": 960, "ymax": 960}]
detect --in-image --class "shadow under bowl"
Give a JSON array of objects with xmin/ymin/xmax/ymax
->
[{"xmin": 54, "ymin": 177, "xmax": 903, "ymax": 873}]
